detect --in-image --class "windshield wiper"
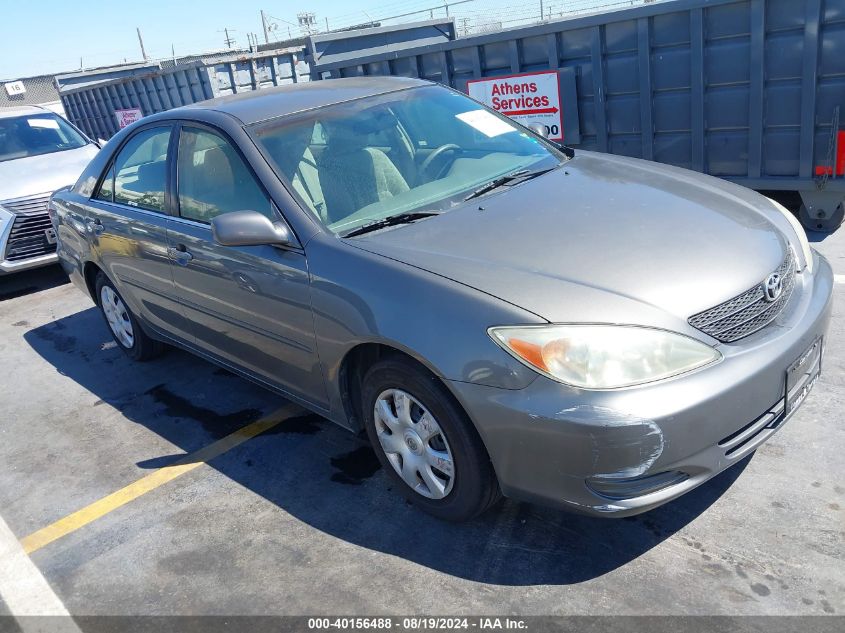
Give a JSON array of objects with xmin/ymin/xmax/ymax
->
[
  {"xmin": 341, "ymin": 211, "xmax": 441, "ymax": 238},
  {"xmin": 463, "ymin": 166, "xmax": 557, "ymax": 202}
]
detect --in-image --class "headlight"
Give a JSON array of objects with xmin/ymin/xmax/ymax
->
[
  {"xmin": 767, "ymin": 198, "xmax": 813, "ymax": 274},
  {"xmin": 0, "ymin": 205, "xmax": 11, "ymax": 232},
  {"xmin": 489, "ymin": 325, "xmax": 720, "ymax": 389}
]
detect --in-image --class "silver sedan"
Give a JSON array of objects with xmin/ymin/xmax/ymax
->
[{"xmin": 52, "ymin": 78, "xmax": 833, "ymax": 521}]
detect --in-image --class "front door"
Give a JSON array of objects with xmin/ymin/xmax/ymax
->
[
  {"xmin": 86, "ymin": 124, "xmax": 191, "ymax": 341},
  {"xmin": 165, "ymin": 124, "xmax": 327, "ymax": 408}
]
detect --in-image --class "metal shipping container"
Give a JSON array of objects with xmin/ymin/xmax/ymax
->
[
  {"xmin": 309, "ymin": 0, "xmax": 845, "ymax": 231},
  {"xmin": 60, "ymin": 48, "xmax": 309, "ymax": 141}
]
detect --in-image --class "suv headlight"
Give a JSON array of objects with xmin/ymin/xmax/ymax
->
[
  {"xmin": 0, "ymin": 205, "xmax": 11, "ymax": 233},
  {"xmin": 767, "ymin": 198, "xmax": 814, "ymax": 274},
  {"xmin": 489, "ymin": 325, "xmax": 720, "ymax": 389}
]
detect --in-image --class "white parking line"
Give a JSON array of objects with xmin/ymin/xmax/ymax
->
[
  {"xmin": 0, "ymin": 514, "xmax": 81, "ymax": 631},
  {"xmin": 835, "ymin": 274, "xmax": 845, "ymax": 284}
]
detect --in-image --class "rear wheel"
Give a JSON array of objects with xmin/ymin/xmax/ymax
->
[
  {"xmin": 361, "ymin": 357, "xmax": 500, "ymax": 521},
  {"xmin": 95, "ymin": 272, "xmax": 162, "ymax": 361}
]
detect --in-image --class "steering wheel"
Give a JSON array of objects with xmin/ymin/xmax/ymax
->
[{"xmin": 419, "ymin": 144, "xmax": 461, "ymax": 181}]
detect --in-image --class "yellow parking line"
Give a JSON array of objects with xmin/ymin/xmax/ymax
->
[{"xmin": 21, "ymin": 403, "xmax": 300, "ymax": 555}]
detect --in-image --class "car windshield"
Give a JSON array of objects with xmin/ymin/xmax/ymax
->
[
  {"xmin": 0, "ymin": 113, "xmax": 89, "ymax": 163},
  {"xmin": 250, "ymin": 85, "xmax": 565, "ymax": 235}
]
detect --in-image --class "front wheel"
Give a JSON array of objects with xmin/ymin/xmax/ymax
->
[
  {"xmin": 361, "ymin": 357, "xmax": 500, "ymax": 521},
  {"xmin": 95, "ymin": 272, "xmax": 162, "ymax": 361}
]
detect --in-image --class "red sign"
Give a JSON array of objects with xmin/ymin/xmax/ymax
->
[
  {"xmin": 467, "ymin": 71, "xmax": 564, "ymax": 141},
  {"xmin": 114, "ymin": 108, "xmax": 143, "ymax": 129}
]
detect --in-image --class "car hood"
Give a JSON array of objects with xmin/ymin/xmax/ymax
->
[
  {"xmin": 350, "ymin": 151, "xmax": 790, "ymax": 328},
  {"xmin": 0, "ymin": 145, "xmax": 99, "ymax": 203}
]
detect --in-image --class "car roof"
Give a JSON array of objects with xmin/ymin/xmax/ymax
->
[
  {"xmin": 0, "ymin": 105, "xmax": 49, "ymax": 119},
  {"xmin": 177, "ymin": 76, "xmax": 432, "ymax": 125}
]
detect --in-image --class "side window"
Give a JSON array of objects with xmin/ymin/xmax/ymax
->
[
  {"xmin": 177, "ymin": 127, "xmax": 272, "ymax": 224},
  {"xmin": 113, "ymin": 127, "xmax": 171, "ymax": 212},
  {"xmin": 95, "ymin": 165, "xmax": 114, "ymax": 202}
]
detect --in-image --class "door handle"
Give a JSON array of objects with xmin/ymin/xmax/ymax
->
[
  {"xmin": 87, "ymin": 218, "xmax": 104, "ymax": 235},
  {"xmin": 168, "ymin": 244, "xmax": 194, "ymax": 266}
]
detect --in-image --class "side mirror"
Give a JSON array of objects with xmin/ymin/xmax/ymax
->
[
  {"xmin": 211, "ymin": 210, "xmax": 296, "ymax": 247},
  {"xmin": 527, "ymin": 123, "xmax": 548, "ymax": 139}
]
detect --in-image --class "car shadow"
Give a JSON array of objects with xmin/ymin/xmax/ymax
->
[
  {"xmin": 0, "ymin": 264, "xmax": 69, "ymax": 301},
  {"xmin": 24, "ymin": 307, "xmax": 751, "ymax": 586}
]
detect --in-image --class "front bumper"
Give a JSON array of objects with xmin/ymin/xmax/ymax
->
[
  {"xmin": 450, "ymin": 253, "xmax": 834, "ymax": 517},
  {"xmin": 0, "ymin": 252, "xmax": 59, "ymax": 275}
]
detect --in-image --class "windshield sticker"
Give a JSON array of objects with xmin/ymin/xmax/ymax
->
[
  {"xmin": 455, "ymin": 110, "xmax": 516, "ymax": 138},
  {"xmin": 27, "ymin": 118, "xmax": 59, "ymax": 130}
]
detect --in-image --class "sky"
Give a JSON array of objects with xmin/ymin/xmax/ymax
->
[
  {"xmin": 0, "ymin": 0, "xmax": 448, "ymax": 78},
  {"xmin": 0, "ymin": 0, "xmax": 641, "ymax": 79}
]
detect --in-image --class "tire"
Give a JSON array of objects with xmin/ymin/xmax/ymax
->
[
  {"xmin": 361, "ymin": 356, "xmax": 501, "ymax": 521},
  {"xmin": 95, "ymin": 272, "xmax": 163, "ymax": 361}
]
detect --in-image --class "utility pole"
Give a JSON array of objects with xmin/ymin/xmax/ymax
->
[
  {"xmin": 325, "ymin": 17, "xmax": 330, "ymax": 32},
  {"xmin": 261, "ymin": 10, "xmax": 270, "ymax": 43},
  {"xmin": 540, "ymin": 0, "xmax": 544, "ymax": 21},
  {"xmin": 136, "ymin": 27, "xmax": 148, "ymax": 61},
  {"xmin": 222, "ymin": 27, "xmax": 236, "ymax": 48}
]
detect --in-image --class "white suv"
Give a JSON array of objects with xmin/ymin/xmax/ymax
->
[{"xmin": 0, "ymin": 106, "xmax": 99, "ymax": 274}]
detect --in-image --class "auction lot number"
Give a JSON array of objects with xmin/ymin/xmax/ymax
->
[{"xmin": 309, "ymin": 617, "xmax": 527, "ymax": 630}]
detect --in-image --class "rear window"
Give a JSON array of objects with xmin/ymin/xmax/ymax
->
[{"xmin": 0, "ymin": 113, "xmax": 88, "ymax": 163}]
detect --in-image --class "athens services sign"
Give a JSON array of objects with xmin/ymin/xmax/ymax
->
[
  {"xmin": 466, "ymin": 71, "xmax": 564, "ymax": 141},
  {"xmin": 114, "ymin": 108, "xmax": 144, "ymax": 129}
]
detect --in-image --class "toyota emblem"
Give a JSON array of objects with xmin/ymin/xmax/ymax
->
[{"xmin": 764, "ymin": 273, "xmax": 783, "ymax": 302}]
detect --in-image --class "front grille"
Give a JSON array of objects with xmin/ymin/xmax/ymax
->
[
  {"xmin": 2, "ymin": 194, "xmax": 56, "ymax": 262},
  {"xmin": 1, "ymin": 194, "xmax": 51, "ymax": 215},
  {"xmin": 688, "ymin": 250, "xmax": 796, "ymax": 343}
]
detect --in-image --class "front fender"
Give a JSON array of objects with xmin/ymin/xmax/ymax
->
[{"xmin": 306, "ymin": 234, "xmax": 545, "ymax": 426}]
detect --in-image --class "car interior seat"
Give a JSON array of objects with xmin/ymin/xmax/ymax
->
[
  {"xmin": 263, "ymin": 128, "xmax": 327, "ymax": 223},
  {"xmin": 318, "ymin": 120, "xmax": 410, "ymax": 224}
]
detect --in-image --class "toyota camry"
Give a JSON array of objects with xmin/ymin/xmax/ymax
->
[{"xmin": 51, "ymin": 77, "xmax": 833, "ymax": 521}]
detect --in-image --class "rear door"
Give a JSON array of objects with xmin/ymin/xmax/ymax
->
[
  {"xmin": 85, "ymin": 124, "xmax": 191, "ymax": 341},
  {"xmin": 164, "ymin": 123, "xmax": 327, "ymax": 408}
]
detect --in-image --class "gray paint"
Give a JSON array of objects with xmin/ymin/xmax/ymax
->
[
  {"xmin": 51, "ymin": 80, "xmax": 834, "ymax": 516},
  {"xmin": 211, "ymin": 210, "xmax": 296, "ymax": 247},
  {"xmin": 350, "ymin": 150, "xmax": 792, "ymax": 327}
]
